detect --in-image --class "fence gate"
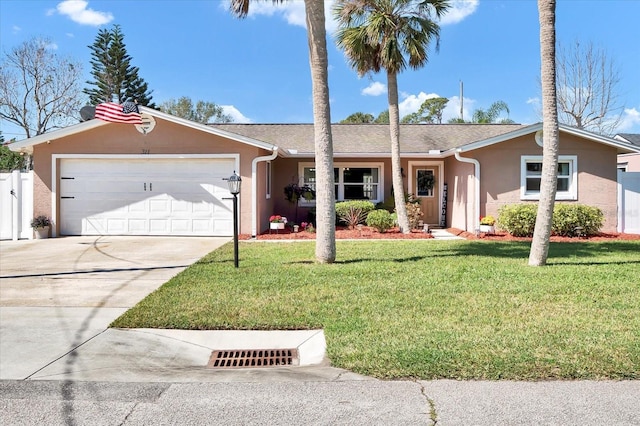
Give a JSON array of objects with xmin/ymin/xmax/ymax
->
[
  {"xmin": 618, "ymin": 171, "xmax": 640, "ymax": 235},
  {"xmin": 0, "ymin": 171, "xmax": 33, "ymax": 240}
]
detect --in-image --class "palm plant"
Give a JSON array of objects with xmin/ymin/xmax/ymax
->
[
  {"xmin": 471, "ymin": 100, "xmax": 515, "ymax": 124},
  {"xmin": 230, "ymin": 0, "xmax": 336, "ymax": 263},
  {"xmin": 334, "ymin": 0, "xmax": 450, "ymax": 233},
  {"xmin": 529, "ymin": 0, "xmax": 560, "ymax": 266}
]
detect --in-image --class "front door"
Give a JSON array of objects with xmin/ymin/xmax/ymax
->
[{"xmin": 411, "ymin": 164, "xmax": 440, "ymax": 225}]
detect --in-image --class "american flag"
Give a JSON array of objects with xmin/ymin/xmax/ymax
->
[{"xmin": 95, "ymin": 102, "xmax": 143, "ymax": 124}]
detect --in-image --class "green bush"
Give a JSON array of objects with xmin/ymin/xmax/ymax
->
[
  {"xmin": 552, "ymin": 203, "xmax": 603, "ymax": 236},
  {"xmin": 497, "ymin": 204, "xmax": 538, "ymax": 237},
  {"xmin": 498, "ymin": 203, "xmax": 604, "ymax": 237},
  {"xmin": 335, "ymin": 201, "xmax": 375, "ymax": 229},
  {"xmin": 366, "ymin": 209, "xmax": 395, "ymax": 233}
]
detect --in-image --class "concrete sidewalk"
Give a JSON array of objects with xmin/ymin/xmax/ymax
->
[{"xmin": 1, "ymin": 379, "xmax": 638, "ymax": 425}]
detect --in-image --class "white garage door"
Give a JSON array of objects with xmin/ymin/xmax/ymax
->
[{"xmin": 59, "ymin": 157, "xmax": 236, "ymax": 236}]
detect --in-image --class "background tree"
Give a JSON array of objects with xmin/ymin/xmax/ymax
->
[
  {"xmin": 555, "ymin": 40, "xmax": 623, "ymax": 135},
  {"xmin": 471, "ymin": 100, "xmax": 514, "ymax": 123},
  {"xmin": 231, "ymin": 0, "xmax": 336, "ymax": 263},
  {"xmin": 160, "ymin": 97, "xmax": 232, "ymax": 123},
  {"xmin": 340, "ymin": 112, "xmax": 375, "ymax": 123},
  {"xmin": 334, "ymin": 0, "xmax": 450, "ymax": 233},
  {"xmin": 448, "ymin": 100, "xmax": 514, "ymax": 123},
  {"xmin": 85, "ymin": 25, "xmax": 155, "ymax": 107},
  {"xmin": 0, "ymin": 37, "xmax": 84, "ymax": 138},
  {"xmin": 529, "ymin": 0, "xmax": 559, "ymax": 267},
  {"xmin": 402, "ymin": 96, "xmax": 449, "ymax": 123},
  {"xmin": 374, "ymin": 110, "xmax": 389, "ymax": 123}
]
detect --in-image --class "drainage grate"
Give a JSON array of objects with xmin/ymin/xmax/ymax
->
[{"xmin": 208, "ymin": 349, "xmax": 299, "ymax": 369}]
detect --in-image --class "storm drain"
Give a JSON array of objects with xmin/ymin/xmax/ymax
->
[{"xmin": 208, "ymin": 349, "xmax": 299, "ymax": 369}]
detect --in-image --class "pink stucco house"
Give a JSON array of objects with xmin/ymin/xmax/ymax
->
[{"xmin": 9, "ymin": 107, "xmax": 639, "ymax": 237}]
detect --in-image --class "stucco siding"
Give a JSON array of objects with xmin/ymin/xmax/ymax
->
[
  {"xmin": 475, "ymin": 132, "xmax": 619, "ymax": 232},
  {"xmin": 31, "ymin": 118, "xmax": 269, "ymax": 235}
]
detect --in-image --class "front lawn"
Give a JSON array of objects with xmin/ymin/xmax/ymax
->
[{"xmin": 111, "ymin": 240, "xmax": 640, "ymax": 380}]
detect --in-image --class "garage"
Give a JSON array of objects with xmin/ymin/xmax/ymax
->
[{"xmin": 58, "ymin": 156, "xmax": 236, "ymax": 236}]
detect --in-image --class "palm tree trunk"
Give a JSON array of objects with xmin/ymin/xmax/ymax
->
[
  {"xmin": 305, "ymin": 0, "xmax": 336, "ymax": 263},
  {"xmin": 529, "ymin": 0, "xmax": 559, "ymax": 266},
  {"xmin": 387, "ymin": 71, "xmax": 411, "ymax": 233}
]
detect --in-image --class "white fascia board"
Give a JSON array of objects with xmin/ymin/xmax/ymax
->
[
  {"xmin": 138, "ymin": 107, "xmax": 277, "ymax": 152},
  {"xmin": 455, "ymin": 122, "xmax": 640, "ymax": 154},
  {"xmin": 456, "ymin": 123, "xmax": 541, "ymax": 153},
  {"xmin": 559, "ymin": 125, "xmax": 640, "ymax": 153},
  {"xmin": 8, "ymin": 119, "xmax": 109, "ymax": 153}
]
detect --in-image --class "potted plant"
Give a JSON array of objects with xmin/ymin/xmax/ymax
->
[
  {"xmin": 31, "ymin": 215, "xmax": 51, "ymax": 239},
  {"xmin": 269, "ymin": 215, "xmax": 287, "ymax": 231},
  {"xmin": 479, "ymin": 215, "xmax": 496, "ymax": 234}
]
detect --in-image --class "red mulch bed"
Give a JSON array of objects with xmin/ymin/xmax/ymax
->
[
  {"xmin": 239, "ymin": 227, "xmax": 639, "ymax": 241},
  {"xmin": 447, "ymin": 228, "xmax": 640, "ymax": 242},
  {"xmin": 240, "ymin": 226, "xmax": 434, "ymax": 240}
]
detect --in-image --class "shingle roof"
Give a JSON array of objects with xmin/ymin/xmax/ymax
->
[
  {"xmin": 616, "ymin": 133, "xmax": 640, "ymax": 147},
  {"xmin": 211, "ymin": 123, "xmax": 525, "ymax": 155}
]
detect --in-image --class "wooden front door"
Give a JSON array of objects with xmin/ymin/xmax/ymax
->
[{"xmin": 412, "ymin": 165, "xmax": 440, "ymax": 225}]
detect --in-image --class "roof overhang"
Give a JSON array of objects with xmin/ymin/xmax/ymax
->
[
  {"xmin": 8, "ymin": 106, "xmax": 278, "ymax": 154},
  {"xmin": 451, "ymin": 122, "xmax": 640, "ymax": 155}
]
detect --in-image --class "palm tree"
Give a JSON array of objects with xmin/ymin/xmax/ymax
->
[
  {"xmin": 230, "ymin": 0, "xmax": 336, "ymax": 263},
  {"xmin": 529, "ymin": 0, "xmax": 559, "ymax": 266},
  {"xmin": 334, "ymin": 0, "xmax": 450, "ymax": 233},
  {"xmin": 471, "ymin": 100, "xmax": 515, "ymax": 124}
]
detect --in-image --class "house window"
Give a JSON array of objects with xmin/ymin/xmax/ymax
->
[
  {"xmin": 521, "ymin": 155, "xmax": 577, "ymax": 200},
  {"xmin": 416, "ymin": 169, "xmax": 434, "ymax": 197},
  {"xmin": 300, "ymin": 163, "xmax": 383, "ymax": 203}
]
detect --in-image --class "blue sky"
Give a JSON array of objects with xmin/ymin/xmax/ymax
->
[{"xmin": 1, "ymin": 0, "xmax": 639, "ymax": 140}]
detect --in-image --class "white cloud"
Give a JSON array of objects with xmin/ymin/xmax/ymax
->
[
  {"xmin": 230, "ymin": 1, "xmax": 338, "ymax": 33},
  {"xmin": 440, "ymin": 0, "xmax": 479, "ymax": 26},
  {"xmin": 617, "ymin": 107, "xmax": 640, "ymax": 132},
  {"xmin": 221, "ymin": 105, "xmax": 252, "ymax": 123},
  {"xmin": 12, "ymin": 25, "xmax": 21, "ymax": 34},
  {"xmin": 399, "ymin": 92, "xmax": 438, "ymax": 117},
  {"xmin": 46, "ymin": 42, "xmax": 59, "ymax": 50},
  {"xmin": 526, "ymin": 97, "xmax": 540, "ymax": 105},
  {"xmin": 66, "ymin": 33, "xmax": 75, "ymax": 38},
  {"xmin": 56, "ymin": 1, "xmax": 113, "ymax": 26},
  {"xmin": 362, "ymin": 81, "xmax": 386, "ymax": 96}
]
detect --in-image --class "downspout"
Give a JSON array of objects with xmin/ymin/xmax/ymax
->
[
  {"xmin": 455, "ymin": 150, "xmax": 480, "ymax": 233},
  {"xmin": 251, "ymin": 147, "xmax": 279, "ymax": 238}
]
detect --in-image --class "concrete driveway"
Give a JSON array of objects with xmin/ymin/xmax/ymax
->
[{"xmin": 0, "ymin": 236, "xmax": 230, "ymax": 380}]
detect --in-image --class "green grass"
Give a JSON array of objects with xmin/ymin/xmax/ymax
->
[{"xmin": 111, "ymin": 240, "xmax": 640, "ymax": 380}]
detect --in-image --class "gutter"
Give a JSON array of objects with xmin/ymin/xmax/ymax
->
[
  {"xmin": 455, "ymin": 150, "xmax": 480, "ymax": 233},
  {"xmin": 251, "ymin": 147, "xmax": 279, "ymax": 237}
]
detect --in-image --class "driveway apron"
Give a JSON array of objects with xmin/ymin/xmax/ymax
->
[{"xmin": 0, "ymin": 236, "xmax": 229, "ymax": 380}]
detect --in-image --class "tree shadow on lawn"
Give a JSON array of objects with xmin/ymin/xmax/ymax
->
[{"xmin": 433, "ymin": 241, "xmax": 640, "ymax": 263}]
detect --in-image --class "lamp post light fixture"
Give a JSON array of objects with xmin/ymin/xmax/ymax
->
[{"xmin": 226, "ymin": 171, "xmax": 242, "ymax": 268}]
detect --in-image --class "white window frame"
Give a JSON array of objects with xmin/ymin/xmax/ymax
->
[
  {"xmin": 520, "ymin": 155, "xmax": 577, "ymax": 200},
  {"xmin": 298, "ymin": 162, "xmax": 384, "ymax": 204}
]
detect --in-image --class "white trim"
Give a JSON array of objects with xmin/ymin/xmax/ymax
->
[
  {"xmin": 9, "ymin": 107, "xmax": 277, "ymax": 152},
  {"xmin": 454, "ymin": 151, "xmax": 480, "ymax": 232},
  {"xmin": 407, "ymin": 160, "xmax": 444, "ymax": 225},
  {"xmin": 51, "ymin": 153, "xmax": 240, "ymax": 238},
  {"xmin": 298, "ymin": 161, "xmax": 385, "ymax": 204},
  {"xmin": 251, "ymin": 149, "xmax": 278, "ymax": 237},
  {"xmin": 520, "ymin": 155, "xmax": 578, "ymax": 201}
]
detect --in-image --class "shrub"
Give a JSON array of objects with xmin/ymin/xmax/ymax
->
[
  {"xmin": 335, "ymin": 201, "xmax": 375, "ymax": 229},
  {"xmin": 480, "ymin": 215, "xmax": 496, "ymax": 226},
  {"xmin": 552, "ymin": 203, "xmax": 603, "ymax": 236},
  {"xmin": 30, "ymin": 215, "xmax": 51, "ymax": 229},
  {"xmin": 497, "ymin": 204, "xmax": 537, "ymax": 237},
  {"xmin": 366, "ymin": 209, "xmax": 395, "ymax": 233}
]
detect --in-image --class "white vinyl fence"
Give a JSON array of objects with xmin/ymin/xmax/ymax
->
[
  {"xmin": 618, "ymin": 171, "xmax": 640, "ymax": 234},
  {"xmin": 0, "ymin": 171, "xmax": 33, "ymax": 240}
]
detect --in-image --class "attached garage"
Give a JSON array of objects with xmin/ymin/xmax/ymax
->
[{"xmin": 56, "ymin": 155, "xmax": 238, "ymax": 237}]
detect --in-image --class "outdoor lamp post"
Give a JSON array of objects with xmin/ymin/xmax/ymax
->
[{"xmin": 227, "ymin": 171, "xmax": 242, "ymax": 268}]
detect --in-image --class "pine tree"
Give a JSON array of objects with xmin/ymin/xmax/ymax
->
[{"xmin": 84, "ymin": 25, "xmax": 155, "ymax": 108}]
